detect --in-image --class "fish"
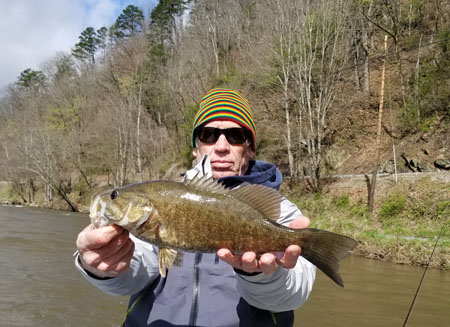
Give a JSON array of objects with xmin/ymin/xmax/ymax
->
[{"xmin": 89, "ymin": 174, "xmax": 358, "ymax": 287}]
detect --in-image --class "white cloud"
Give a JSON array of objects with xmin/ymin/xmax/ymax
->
[
  {"xmin": 0, "ymin": 0, "xmax": 156, "ymax": 89},
  {"xmin": 83, "ymin": 0, "xmax": 121, "ymax": 28}
]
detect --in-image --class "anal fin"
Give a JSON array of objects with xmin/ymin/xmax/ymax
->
[{"xmin": 158, "ymin": 248, "xmax": 183, "ymax": 277}]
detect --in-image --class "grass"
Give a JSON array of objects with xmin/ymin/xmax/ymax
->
[
  {"xmin": 0, "ymin": 182, "xmax": 23, "ymax": 204},
  {"xmin": 286, "ymin": 177, "xmax": 450, "ymax": 269}
]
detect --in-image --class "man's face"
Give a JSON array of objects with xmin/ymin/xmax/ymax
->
[{"xmin": 192, "ymin": 120, "xmax": 255, "ymax": 179}]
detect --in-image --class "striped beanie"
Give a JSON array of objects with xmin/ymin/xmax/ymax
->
[{"xmin": 192, "ymin": 88, "xmax": 256, "ymax": 151}]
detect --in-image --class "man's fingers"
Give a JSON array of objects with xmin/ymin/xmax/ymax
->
[
  {"xmin": 93, "ymin": 238, "xmax": 135, "ymax": 274},
  {"xmin": 217, "ymin": 248, "xmax": 242, "ymax": 267},
  {"xmin": 217, "ymin": 248, "xmax": 233, "ymax": 261},
  {"xmin": 76, "ymin": 224, "xmax": 125, "ymax": 251},
  {"xmin": 80, "ymin": 229, "xmax": 131, "ymax": 266},
  {"xmin": 218, "ymin": 245, "xmax": 302, "ymax": 274},
  {"xmin": 259, "ymin": 253, "xmax": 277, "ymax": 274},
  {"xmin": 241, "ymin": 252, "xmax": 259, "ymax": 272},
  {"xmin": 277, "ymin": 245, "xmax": 301, "ymax": 269}
]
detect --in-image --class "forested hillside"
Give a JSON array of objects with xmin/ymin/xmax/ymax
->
[{"xmin": 0, "ymin": 0, "xmax": 449, "ymax": 210}]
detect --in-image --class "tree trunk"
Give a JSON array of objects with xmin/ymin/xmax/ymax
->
[
  {"xmin": 56, "ymin": 186, "xmax": 78, "ymax": 212},
  {"xmin": 28, "ymin": 178, "xmax": 34, "ymax": 203},
  {"xmin": 362, "ymin": 27, "xmax": 371, "ymax": 95},
  {"xmin": 45, "ymin": 183, "xmax": 53, "ymax": 207},
  {"xmin": 284, "ymin": 90, "xmax": 295, "ymax": 177},
  {"xmin": 135, "ymin": 86, "xmax": 143, "ymax": 183}
]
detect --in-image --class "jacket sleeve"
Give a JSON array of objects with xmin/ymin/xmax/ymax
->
[
  {"xmin": 75, "ymin": 235, "xmax": 160, "ymax": 296},
  {"xmin": 234, "ymin": 197, "xmax": 317, "ymax": 312},
  {"xmin": 74, "ymin": 158, "xmax": 210, "ymax": 296}
]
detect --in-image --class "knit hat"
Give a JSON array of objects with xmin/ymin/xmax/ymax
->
[{"xmin": 192, "ymin": 88, "xmax": 256, "ymax": 152}]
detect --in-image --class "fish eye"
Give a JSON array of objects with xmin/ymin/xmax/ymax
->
[{"xmin": 110, "ymin": 190, "xmax": 119, "ymax": 200}]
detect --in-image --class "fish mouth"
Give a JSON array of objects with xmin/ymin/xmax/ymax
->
[
  {"xmin": 89, "ymin": 195, "xmax": 114, "ymax": 228},
  {"xmin": 89, "ymin": 195, "xmax": 101, "ymax": 220},
  {"xmin": 91, "ymin": 214, "xmax": 110, "ymax": 228}
]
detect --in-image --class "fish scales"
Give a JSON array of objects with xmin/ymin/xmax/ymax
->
[
  {"xmin": 89, "ymin": 175, "xmax": 358, "ymax": 286},
  {"xmin": 135, "ymin": 181, "xmax": 293, "ymax": 253}
]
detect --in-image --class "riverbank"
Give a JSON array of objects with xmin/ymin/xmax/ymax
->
[
  {"xmin": 2, "ymin": 173, "xmax": 449, "ymax": 269},
  {"xmin": 285, "ymin": 173, "xmax": 450, "ymax": 269}
]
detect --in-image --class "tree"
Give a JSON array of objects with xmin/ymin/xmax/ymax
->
[
  {"xmin": 17, "ymin": 68, "xmax": 46, "ymax": 89},
  {"xmin": 188, "ymin": 0, "xmax": 245, "ymax": 78},
  {"xmin": 3, "ymin": 71, "xmax": 77, "ymax": 210},
  {"xmin": 96, "ymin": 26, "xmax": 109, "ymax": 51},
  {"xmin": 261, "ymin": 0, "xmax": 300, "ymax": 177},
  {"xmin": 150, "ymin": 0, "xmax": 189, "ymax": 45},
  {"xmin": 350, "ymin": 0, "xmax": 375, "ymax": 96},
  {"xmin": 362, "ymin": 0, "xmax": 407, "ymax": 107},
  {"xmin": 111, "ymin": 5, "xmax": 145, "ymax": 39},
  {"xmin": 294, "ymin": 0, "xmax": 350, "ymax": 192},
  {"xmin": 72, "ymin": 27, "xmax": 99, "ymax": 64}
]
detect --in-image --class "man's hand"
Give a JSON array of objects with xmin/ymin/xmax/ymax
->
[
  {"xmin": 76, "ymin": 224, "xmax": 135, "ymax": 278},
  {"xmin": 217, "ymin": 216, "xmax": 310, "ymax": 275}
]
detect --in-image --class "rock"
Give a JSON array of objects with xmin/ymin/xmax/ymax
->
[
  {"xmin": 379, "ymin": 160, "xmax": 396, "ymax": 174},
  {"xmin": 401, "ymin": 153, "xmax": 424, "ymax": 172},
  {"xmin": 419, "ymin": 135, "xmax": 429, "ymax": 143},
  {"xmin": 325, "ymin": 145, "xmax": 351, "ymax": 170},
  {"xmin": 434, "ymin": 159, "xmax": 450, "ymax": 170}
]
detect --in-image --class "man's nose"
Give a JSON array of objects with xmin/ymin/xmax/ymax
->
[{"xmin": 214, "ymin": 134, "xmax": 230, "ymax": 151}]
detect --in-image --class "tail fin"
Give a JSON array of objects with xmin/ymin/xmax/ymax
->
[{"xmin": 300, "ymin": 228, "xmax": 358, "ymax": 287}]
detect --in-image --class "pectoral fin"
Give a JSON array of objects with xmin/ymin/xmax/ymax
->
[{"xmin": 158, "ymin": 248, "xmax": 183, "ymax": 277}]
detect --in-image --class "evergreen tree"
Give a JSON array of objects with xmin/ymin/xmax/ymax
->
[
  {"xmin": 17, "ymin": 68, "xmax": 46, "ymax": 89},
  {"xmin": 150, "ymin": 0, "xmax": 189, "ymax": 44},
  {"xmin": 96, "ymin": 26, "xmax": 109, "ymax": 51},
  {"xmin": 72, "ymin": 27, "xmax": 99, "ymax": 64},
  {"xmin": 112, "ymin": 5, "xmax": 145, "ymax": 39}
]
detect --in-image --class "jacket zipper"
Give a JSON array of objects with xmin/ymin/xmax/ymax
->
[{"xmin": 189, "ymin": 253, "xmax": 202, "ymax": 326}]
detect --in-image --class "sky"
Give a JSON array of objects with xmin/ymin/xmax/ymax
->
[{"xmin": 0, "ymin": 0, "xmax": 157, "ymax": 90}]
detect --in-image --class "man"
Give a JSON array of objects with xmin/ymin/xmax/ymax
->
[{"xmin": 75, "ymin": 88, "xmax": 316, "ymax": 326}]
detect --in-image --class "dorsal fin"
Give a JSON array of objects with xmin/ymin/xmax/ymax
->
[
  {"xmin": 184, "ymin": 174, "xmax": 281, "ymax": 220},
  {"xmin": 229, "ymin": 183, "xmax": 281, "ymax": 221},
  {"xmin": 184, "ymin": 173, "xmax": 229, "ymax": 194}
]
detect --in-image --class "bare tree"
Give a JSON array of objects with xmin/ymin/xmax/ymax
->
[
  {"xmin": 188, "ymin": 0, "xmax": 245, "ymax": 79},
  {"xmin": 6, "ymin": 84, "xmax": 78, "ymax": 210},
  {"xmin": 294, "ymin": 0, "xmax": 350, "ymax": 191},
  {"xmin": 260, "ymin": 0, "xmax": 300, "ymax": 177},
  {"xmin": 362, "ymin": 0, "xmax": 407, "ymax": 107},
  {"xmin": 353, "ymin": 0, "xmax": 374, "ymax": 96}
]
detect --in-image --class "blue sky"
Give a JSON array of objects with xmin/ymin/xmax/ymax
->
[{"xmin": 0, "ymin": 0, "xmax": 157, "ymax": 90}]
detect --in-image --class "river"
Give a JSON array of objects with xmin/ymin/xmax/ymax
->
[{"xmin": 1, "ymin": 205, "xmax": 448, "ymax": 326}]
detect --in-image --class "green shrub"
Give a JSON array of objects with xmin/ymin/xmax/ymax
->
[
  {"xmin": 379, "ymin": 191, "xmax": 407, "ymax": 221},
  {"xmin": 332, "ymin": 194, "xmax": 350, "ymax": 208}
]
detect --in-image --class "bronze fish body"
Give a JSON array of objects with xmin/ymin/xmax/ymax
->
[{"xmin": 89, "ymin": 174, "xmax": 358, "ymax": 286}]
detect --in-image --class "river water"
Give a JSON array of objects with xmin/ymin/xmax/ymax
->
[{"xmin": 1, "ymin": 205, "xmax": 449, "ymax": 327}]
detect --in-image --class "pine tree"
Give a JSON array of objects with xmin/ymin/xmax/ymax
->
[
  {"xmin": 150, "ymin": 0, "xmax": 189, "ymax": 44},
  {"xmin": 17, "ymin": 68, "xmax": 46, "ymax": 89},
  {"xmin": 72, "ymin": 27, "xmax": 99, "ymax": 64},
  {"xmin": 96, "ymin": 26, "xmax": 108, "ymax": 51},
  {"xmin": 112, "ymin": 5, "xmax": 145, "ymax": 39}
]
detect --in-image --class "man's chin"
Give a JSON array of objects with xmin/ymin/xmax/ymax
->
[{"xmin": 212, "ymin": 169, "xmax": 236, "ymax": 179}]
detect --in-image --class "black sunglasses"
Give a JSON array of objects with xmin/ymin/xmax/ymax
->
[{"xmin": 195, "ymin": 127, "xmax": 250, "ymax": 145}]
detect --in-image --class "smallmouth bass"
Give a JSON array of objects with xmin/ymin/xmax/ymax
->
[{"xmin": 89, "ymin": 174, "xmax": 357, "ymax": 286}]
